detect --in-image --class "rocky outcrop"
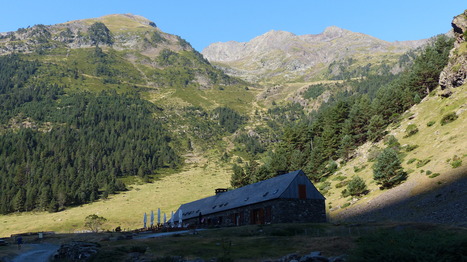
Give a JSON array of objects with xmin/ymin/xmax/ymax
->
[
  {"xmin": 202, "ymin": 27, "xmax": 427, "ymax": 82},
  {"xmin": 53, "ymin": 241, "xmax": 100, "ymax": 261},
  {"xmin": 439, "ymin": 10, "xmax": 467, "ymax": 94}
]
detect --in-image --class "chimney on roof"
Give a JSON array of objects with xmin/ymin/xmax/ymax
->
[{"xmin": 215, "ymin": 188, "xmax": 228, "ymax": 195}]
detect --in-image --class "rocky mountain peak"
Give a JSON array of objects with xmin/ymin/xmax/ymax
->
[{"xmin": 322, "ymin": 26, "xmax": 349, "ymax": 37}]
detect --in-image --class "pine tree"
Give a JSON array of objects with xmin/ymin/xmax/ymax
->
[
  {"xmin": 347, "ymin": 176, "xmax": 367, "ymax": 196},
  {"xmin": 373, "ymin": 148, "xmax": 407, "ymax": 189}
]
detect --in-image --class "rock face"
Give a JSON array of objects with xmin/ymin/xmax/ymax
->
[
  {"xmin": 202, "ymin": 27, "xmax": 427, "ymax": 82},
  {"xmin": 439, "ymin": 10, "xmax": 467, "ymax": 93}
]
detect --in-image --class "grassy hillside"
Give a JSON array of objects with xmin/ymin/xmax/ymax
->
[
  {"xmin": 327, "ymin": 83, "xmax": 467, "ymax": 220},
  {"xmin": 0, "ymin": 156, "xmax": 230, "ymax": 237}
]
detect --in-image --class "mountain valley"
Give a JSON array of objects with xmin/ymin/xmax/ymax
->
[{"xmin": 0, "ymin": 9, "xmax": 466, "ymax": 240}]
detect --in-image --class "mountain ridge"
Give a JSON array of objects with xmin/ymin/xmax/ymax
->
[{"xmin": 202, "ymin": 26, "xmax": 428, "ymax": 83}]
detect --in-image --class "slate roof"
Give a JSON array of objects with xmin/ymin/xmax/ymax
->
[{"xmin": 175, "ymin": 170, "xmax": 324, "ymax": 220}]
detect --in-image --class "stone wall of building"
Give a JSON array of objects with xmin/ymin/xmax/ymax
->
[{"xmin": 183, "ymin": 198, "xmax": 326, "ymax": 227}]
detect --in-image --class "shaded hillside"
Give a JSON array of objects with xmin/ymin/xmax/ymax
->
[{"xmin": 202, "ymin": 27, "xmax": 427, "ymax": 83}]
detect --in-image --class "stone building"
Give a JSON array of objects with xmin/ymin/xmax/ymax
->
[{"xmin": 175, "ymin": 170, "xmax": 326, "ymax": 227}]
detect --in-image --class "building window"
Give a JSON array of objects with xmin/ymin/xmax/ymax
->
[{"xmin": 298, "ymin": 184, "xmax": 307, "ymax": 199}]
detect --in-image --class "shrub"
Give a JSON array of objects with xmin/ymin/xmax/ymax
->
[
  {"xmin": 341, "ymin": 202, "xmax": 351, "ymax": 208},
  {"xmin": 406, "ymin": 158, "xmax": 417, "ymax": 164},
  {"xmin": 451, "ymin": 159, "xmax": 462, "ymax": 168},
  {"xmin": 429, "ymin": 173, "xmax": 441, "ymax": 178},
  {"xmin": 333, "ymin": 175, "xmax": 346, "ymax": 181},
  {"xmin": 440, "ymin": 112, "xmax": 458, "ymax": 125},
  {"xmin": 341, "ymin": 188, "xmax": 350, "ymax": 197},
  {"xmin": 318, "ymin": 181, "xmax": 331, "ymax": 191},
  {"xmin": 404, "ymin": 124, "xmax": 419, "ymax": 137},
  {"xmin": 335, "ymin": 180, "xmax": 349, "ymax": 189},
  {"xmin": 426, "ymin": 120, "xmax": 436, "ymax": 127},
  {"xmin": 353, "ymin": 165, "xmax": 367, "ymax": 173},
  {"xmin": 384, "ymin": 135, "xmax": 400, "ymax": 150},
  {"xmin": 405, "ymin": 144, "xmax": 419, "ymax": 152},
  {"xmin": 416, "ymin": 159, "xmax": 431, "ymax": 168},
  {"xmin": 347, "ymin": 176, "xmax": 367, "ymax": 196}
]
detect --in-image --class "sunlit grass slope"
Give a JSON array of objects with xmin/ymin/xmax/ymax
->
[
  {"xmin": 324, "ymin": 83, "xmax": 467, "ymax": 217},
  {"xmin": 0, "ymin": 158, "xmax": 231, "ymax": 238}
]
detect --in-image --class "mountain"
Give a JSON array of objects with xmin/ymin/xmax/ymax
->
[
  {"xmin": 202, "ymin": 26, "xmax": 427, "ymax": 83},
  {"xmin": 0, "ymin": 14, "xmax": 240, "ymax": 90},
  {"xmin": 0, "ymin": 14, "xmax": 252, "ymax": 215},
  {"xmin": 0, "ymin": 11, "xmax": 466, "ymax": 236}
]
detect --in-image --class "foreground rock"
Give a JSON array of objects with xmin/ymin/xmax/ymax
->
[{"xmin": 52, "ymin": 241, "xmax": 100, "ymax": 261}]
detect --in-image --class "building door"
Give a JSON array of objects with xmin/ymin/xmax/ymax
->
[{"xmin": 250, "ymin": 208, "xmax": 265, "ymax": 224}]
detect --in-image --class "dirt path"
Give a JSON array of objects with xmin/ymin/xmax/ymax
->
[{"xmin": 11, "ymin": 243, "xmax": 59, "ymax": 262}]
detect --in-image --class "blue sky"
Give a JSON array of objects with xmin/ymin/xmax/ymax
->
[{"xmin": 1, "ymin": 1, "xmax": 464, "ymax": 51}]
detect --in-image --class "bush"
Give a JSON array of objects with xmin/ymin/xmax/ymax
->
[
  {"xmin": 333, "ymin": 175, "xmax": 346, "ymax": 181},
  {"xmin": 440, "ymin": 112, "xmax": 458, "ymax": 125},
  {"xmin": 405, "ymin": 144, "xmax": 419, "ymax": 152},
  {"xmin": 451, "ymin": 159, "xmax": 462, "ymax": 168},
  {"xmin": 404, "ymin": 124, "xmax": 419, "ymax": 137},
  {"xmin": 416, "ymin": 159, "xmax": 431, "ymax": 168},
  {"xmin": 384, "ymin": 135, "xmax": 400, "ymax": 150},
  {"xmin": 341, "ymin": 202, "xmax": 351, "ymax": 208},
  {"xmin": 335, "ymin": 180, "xmax": 349, "ymax": 189},
  {"xmin": 353, "ymin": 165, "xmax": 367, "ymax": 173},
  {"xmin": 318, "ymin": 181, "xmax": 331, "ymax": 191},
  {"xmin": 347, "ymin": 176, "xmax": 367, "ymax": 196},
  {"xmin": 341, "ymin": 188, "xmax": 350, "ymax": 197},
  {"xmin": 426, "ymin": 120, "xmax": 436, "ymax": 127},
  {"xmin": 429, "ymin": 173, "xmax": 441, "ymax": 178},
  {"xmin": 407, "ymin": 158, "xmax": 417, "ymax": 164}
]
